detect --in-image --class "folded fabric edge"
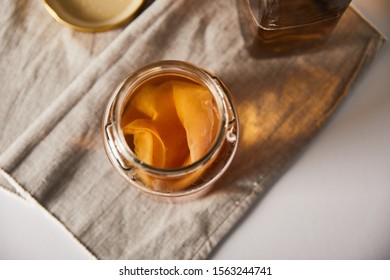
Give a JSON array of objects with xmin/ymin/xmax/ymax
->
[
  {"xmin": 0, "ymin": 173, "xmax": 20, "ymax": 198},
  {"xmin": 0, "ymin": 184, "xmax": 24, "ymax": 199},
  {"xmin": 0, "ymin": 168, "xmax": 30, "ymax": 200},
  {"xmin": 321, "ymin": 24, "xmax": 385, "ymax": 123},
  {"xmin": 193, "ymin": 185, "xmax": 266, "ymax": 259},
  {"xmin": 0, "ymin": 167, "xmax": 97, "ymax": 260},
  {"xmin": 351, "ymin": 5, "xmax": 388, "ymax": 41}
]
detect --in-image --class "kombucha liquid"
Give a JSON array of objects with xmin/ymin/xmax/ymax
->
[
  {"xmin": 242, "ymin": 0, "xmax": 351, "ymax": 56},
  {"xmin": 120, "ymin": 75, "xmax": 220, "ymax": 170}
]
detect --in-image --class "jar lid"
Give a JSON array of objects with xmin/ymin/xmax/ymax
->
[{"xmin": 42, "ymin": 0, "xmax": 144, "ymax": 32}]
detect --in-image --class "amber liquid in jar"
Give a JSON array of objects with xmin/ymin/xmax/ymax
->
[
  {"xmin": 240, "ymin": 0, "xmax": 351, "ymax": 56},
  {"xmin": 121, "ymin": 75, "xmax": 220, "ymax": 169},
  {"xmin": 119, "ymin": 74, "xmax": 222, "ymax": 192},
  {"xmin": 103, "ymin": 60, "xmax": 239, "ymax": 197}
]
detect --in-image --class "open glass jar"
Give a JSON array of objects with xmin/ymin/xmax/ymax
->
[{"xmin": 102, "ymin": 61, "xmax": 239, "ymax": 197}]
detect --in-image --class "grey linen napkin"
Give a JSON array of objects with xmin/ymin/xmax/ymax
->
[{"xmin": 0, "ymin": 0, "xmax": 385, "ymax": 259}]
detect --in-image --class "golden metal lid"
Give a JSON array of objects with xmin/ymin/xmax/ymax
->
[{"xmin": 42, "ymin": 0, "xmax": 144, "ymax": 32}]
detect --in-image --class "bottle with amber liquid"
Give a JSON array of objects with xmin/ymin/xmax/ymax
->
[{"xmin": 238, "ymin": 0, "xmax": 352, "ymax": 56}]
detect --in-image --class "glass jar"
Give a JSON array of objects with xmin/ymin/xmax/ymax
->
[
  {"xmin": 238, "ymin": 0, "xmax": 352, "ymax": 56},
  {"xmin": 102, "ymin": 60, "xmax": 239, "ymax": 197}
]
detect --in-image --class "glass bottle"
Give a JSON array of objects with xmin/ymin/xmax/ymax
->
[{"xmin": 238, "ymin": 0, "xmax": 352, "ymax": 56}]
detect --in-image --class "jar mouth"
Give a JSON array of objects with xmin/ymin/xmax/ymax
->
[{"xmin": 111, "ymin": 60, "xmax": 228, "ymax": 177}]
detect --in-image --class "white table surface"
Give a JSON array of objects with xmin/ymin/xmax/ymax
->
[{"xmin": 1, "ymin": 0, "xmax": 389, "ymax": 260}]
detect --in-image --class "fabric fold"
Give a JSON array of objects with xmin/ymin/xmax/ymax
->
[{"xmin": 0, "ymin": 0, "xmax": 385, "ymax": 259}]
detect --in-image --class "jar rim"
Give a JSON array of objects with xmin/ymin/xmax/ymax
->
[{"xmin": 110, "ymin": 60, "xmax": 228, "ymax": 177}]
